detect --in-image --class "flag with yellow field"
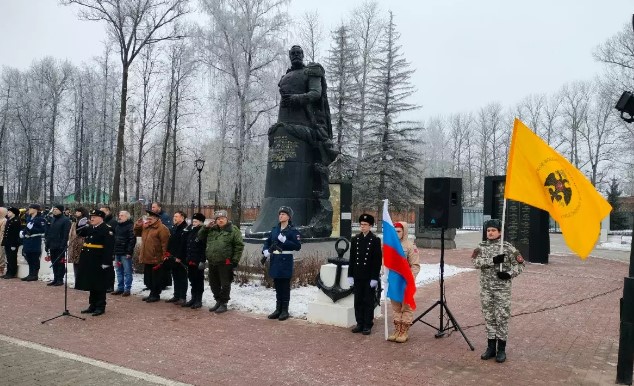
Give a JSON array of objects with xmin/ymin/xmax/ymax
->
[{"xmin": 504, "ymin": 118, "xmax": 612, "ymax": 259}]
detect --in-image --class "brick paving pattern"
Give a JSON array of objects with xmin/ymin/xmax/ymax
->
[{"xmin": 0, "ymin": 243, "xmax": 628, "ymax": 385}]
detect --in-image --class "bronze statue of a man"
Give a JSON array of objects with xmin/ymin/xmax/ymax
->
[{"xmin": 247, "ymin": 45, "xmax": 337, "ymax": 238}]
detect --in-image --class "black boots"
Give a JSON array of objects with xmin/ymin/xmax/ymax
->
[
  {"xmin": 185, "ymin": 294, "xmax": 202, "ymax": 309},
  {"xmin": 277, "ymin": 301, "xmax": 289, "ymax": 321},
  {"xmin": 496, "ymin": 339, "xmax": 507, "ymax": 363},
  {"xmin": 481, "ymin": 339, "xmax": 497, "ymax": 360},
  {"xmin": 268, "ymin": 301, "xmax": 282, "ymax": 319}
]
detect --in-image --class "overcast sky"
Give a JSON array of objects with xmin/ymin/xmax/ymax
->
[{"xmin": 0, "ymin": 0, "xmax": 632, "ymax": 118}]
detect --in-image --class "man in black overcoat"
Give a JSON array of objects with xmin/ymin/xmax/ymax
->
[{"xmin": 76, "ymin": 209, "xmax": 115, "ymax": 316}]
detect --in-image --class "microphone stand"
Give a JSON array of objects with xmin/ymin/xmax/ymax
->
[{"xmin": 42, "ymin": 245, "xmax": 85, "ymax": 323}]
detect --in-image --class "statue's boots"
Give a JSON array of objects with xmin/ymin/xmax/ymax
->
[{"xmin": 481, "ymin": 339, "xmax": 497, "ymax": 360}]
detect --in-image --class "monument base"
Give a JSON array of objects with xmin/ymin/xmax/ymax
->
[
  {"xmin": 307, "ymin": 264, "xmax": 379, "ymax": 327},
  {"xmin": 415, "ymin": 228, "xmax": 457, "ymax": 249}
]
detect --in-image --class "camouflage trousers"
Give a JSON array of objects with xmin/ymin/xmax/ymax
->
[
  {"xmin": 390, "ymin": 299, "xmax": 413, "ymax": 324},
  {"xmin": 480, "ymin": 271, "xmax": 512, "ymax": 340}
]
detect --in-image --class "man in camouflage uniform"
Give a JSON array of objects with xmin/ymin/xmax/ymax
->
[{"xmin": 472, "ymin": 219, "xmax": 524, "ymax": 363}]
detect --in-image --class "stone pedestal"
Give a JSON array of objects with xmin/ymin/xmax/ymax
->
[
  {"xmin": 307, "ymin": 263, "xmax": 380, "ymax": 327},
  {"xmin": 415, "ymin": 228, "xmax": 457, "ymax": 249}
]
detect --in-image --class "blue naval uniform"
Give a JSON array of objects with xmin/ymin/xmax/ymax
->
[
  {"xmin": 262, "ymin": 223, "xmax": 301, "ymax": 302},
  {"xmin": 20, "ymin": 213, "xmax": 48, "ymax": 277}
]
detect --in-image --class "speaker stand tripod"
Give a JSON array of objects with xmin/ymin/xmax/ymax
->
[
  {"xmin": 42, "ymin": 247, "xmax": 85, "ymax": 324},
  {"xmin": 412, "ymin": 227, "xmax": 474, "ymax": 350}
]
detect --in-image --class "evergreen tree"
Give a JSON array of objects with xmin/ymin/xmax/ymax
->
[
  {"xmin": 607, "ymin": 177, "xmax": 628, "ymax": 230},
  {"xmin": 357, "ymin": 11, "xmax": 423, "ymax": 213},
  {"xmin": 326, "ymin": 23, "xmax": 359, "ymax": 181}
]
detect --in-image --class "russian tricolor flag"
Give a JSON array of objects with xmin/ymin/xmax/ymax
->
[{"xmin": 383, "ymin": 200, "xmax": 417, "ymax": 310}]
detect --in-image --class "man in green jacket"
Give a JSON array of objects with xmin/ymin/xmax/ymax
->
[{"xmin": 198, "ymin": 210, "xmax": 244, "ymax": 313}]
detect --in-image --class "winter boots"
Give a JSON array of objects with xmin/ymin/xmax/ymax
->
[
  {"xmin": 184, "ymin": 294, "xmax": 203, "ymax": 309},
  {"xmin": 395, "ymin": 322, "xmax": 410, "ymax": 343},
  {"xmin": 387, "ymin": 321, "xmax": 411, "ymax": 343},
  {"xmin": 268, "ymin": 301, "xmax": 282, "ymax": 319},
  {"xmin": 277, "ymin": 301, "xmax": 290, "ymax": 321},
  {"xmin": 481, "ymin": 339, "xmax": 497, "ymax": 360},
  {"xmin": 388, "ymin": 320, "xmax": 401, "ymax": 342},
  {"xmin": 495, "ymin": 339, "xmax": 507, "ymax": 363}
]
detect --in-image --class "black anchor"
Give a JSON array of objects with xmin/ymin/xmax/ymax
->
[{"xmin": 316, "ymin": 237, "xmax": 354, "ymax": 302}]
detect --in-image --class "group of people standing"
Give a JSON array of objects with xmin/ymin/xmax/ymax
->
[{"xmin": 0, "ymin": 201, "xmax": 524, "ymax": 362}]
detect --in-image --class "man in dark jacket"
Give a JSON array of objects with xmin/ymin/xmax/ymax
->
[
  {"xmin": 20, "ymin": 204, "xmax": 48, "ymax": 282},
  {"xmin": 151, "ymin": 202, "xmax": 172, "ymax": 229},
  {"xmin": 44, "ymin": 205, "xmax": 72, "ymax": 286},
  {"xmin": 348, "ymin": 213, "xmax": 382, "ymax": 335},
  {"xmin": 165, "ymin": 211, "xmax": 188, "ymax": 305},
  {"xmin": 1, "ymin": 207, "xmax": 22, "ymax": 279},
  {"xmin": 111, "ymin": 210, "xmax": 136, "ymax": 296},
  {"xmin": 100, "ymin": 206, "xmax": 117, "ymax": 292},
  {"xmin": 76, "ymin": 209, "xmax": 115, "ymax": 316},
  {"xmin": 182, "ymin": 213, "xmax": 207, "ymax": 309},
  {"xmin": 198, "ymin": 210, "xmax": 244, "ymax": 314}
]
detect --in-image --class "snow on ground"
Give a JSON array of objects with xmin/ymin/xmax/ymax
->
[{"xmin": 45, "ymin": 263, "xmax": 473, "ymax": 320}]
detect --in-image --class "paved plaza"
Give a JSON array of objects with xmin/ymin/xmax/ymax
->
[{"xmin": 0, "ymin": 232, "xmax": 630, "ymax": 385}]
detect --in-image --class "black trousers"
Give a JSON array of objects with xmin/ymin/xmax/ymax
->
[
  {"xmin": 50, "ymin": 248, "xmax": 66, "ymax": 282},
  {"xmin": 106, "ymin": 264, "xmax": 115, "ymax": 290},
  {"xmin": 209, "ymin": 264, "xmax": 233, "ymax": 303},
  {"xmin": 188, "ymin": 265, "xmax": 205, "ymax": 297},
  {"xmin": 353, "ymin": 279, "xmax": 376, "ymax": 329},
  {"xmin": 170, "ymin": 262, "xmax": 188, "ymax": 299},
  {"xmin": 4, "ymin": 246, "xmax": 18, "ymax": 276},
  {"xmin": 144, "ymin": 264, "xmax": 164, "ymax": 297},
  {"xmin": 89, "ymin": 290, "xmax": 107, "ymax": 309},
  {"xmin": 24, "ymin": 251, "xmax": 41, "ymax": 275},
  {"xmin": 274, "ymin": 278, "xmax": 291, "ymax": 302}
]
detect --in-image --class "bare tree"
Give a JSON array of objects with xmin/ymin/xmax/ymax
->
[
  {"xmin": 559, "ymin": 81, "xmax": 592, "ymax": 167},
  {"xmin": 349, "ymin": 1, "xmax": 382, "ymax": 175},
  {"xmin": 64, "ymin": 0, "xmax": 189, "ymax": 203},
  {"xmin": 295, "ymin": 10, "xmax": 323, "ymax": 63},
  {"xmin": 198, "ymin": 0, "xmax": 288, "ymax": 225}
]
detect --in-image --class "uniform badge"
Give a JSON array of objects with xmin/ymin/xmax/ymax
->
[
  {"xmin": 296, "ymin": 234, "xmax": 301, "ymax": 241},
  {"xmin": 471, "ymin": 248, "xmax": 480, "ymax": 259},
  {"xmin": 516, "ymin": 254, "xmax": 524, "ymax": 264},
  {"xmin": 109, "ymin": 231, "xmax": 114, "ymax": 235}
]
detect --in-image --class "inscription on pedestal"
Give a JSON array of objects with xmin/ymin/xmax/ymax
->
[{"xmin": 269, "ymin": 135, "xmax": 298, "ymax": 169}]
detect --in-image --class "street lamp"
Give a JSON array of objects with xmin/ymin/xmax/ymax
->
[{"xmin": 195, "ymin": 158, "xmax": 205, "ymax": 213}]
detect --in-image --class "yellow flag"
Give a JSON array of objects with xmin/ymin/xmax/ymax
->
[{"xmin": 504, "ymin": 118, "xmax": 612, "ymax": 259}]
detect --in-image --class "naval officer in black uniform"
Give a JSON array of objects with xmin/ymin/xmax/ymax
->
[
  {"xmin": 347, "ymin": 213, "xmax": 382, "ymax": 335},
  {"xmin": 76, "ymin": 209, "xmax": 115, "ymax": 316}
]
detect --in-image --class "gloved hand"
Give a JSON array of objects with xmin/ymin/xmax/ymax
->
[
  {"xmin": 10, "ymin": 247, "xmax": 16, "ymax": 251},
  {"xmin": 198, "ymin": 262, "xmax": 206, "ymax": 271},
  {"xmin": 163, "ymin": 252, "xmax": 170, "ymax": 260},
  {"xmin": 370, "ymin": 279, "xmax": 378, "ymax": 288},
  {"xmin": 492, "ymin": 254, "xmax": 505, "ymax": 264},
  {"xmin": 347, "ymin": 277, "xmax": 354, "ymax": 286},
  {"xmin": 101, "ymin": 264, "xmax": 109, "ymax": 269},
  {"xmin": 497, "ymin": 271, "xmax": 511, "ymax": 280},
  {"xmin": 19, "ymin": 231, "xmax": 25, "ymax": 239},
  {"xmin": 277, "ymin": 233, "xmax": 287, "ymax": 243},
  {"xmin": 188, "ymin": 261, "xmax": 197, "ymax": 267},
  {"xmin": 225, "ymin": 258, "xmax": 231, "ymax": 265},
  {"xmin": 263, "ymin": 250, "xmax": 271, "ymax": 258}
]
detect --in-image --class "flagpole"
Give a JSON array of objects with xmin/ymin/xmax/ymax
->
[
  {"xmin": 384, "ymin": 269, "xmax": 389, "ymax": 341},
  {"xmin": 499, "ymin": 199, "xmax": 508, "ymax": 273}
]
